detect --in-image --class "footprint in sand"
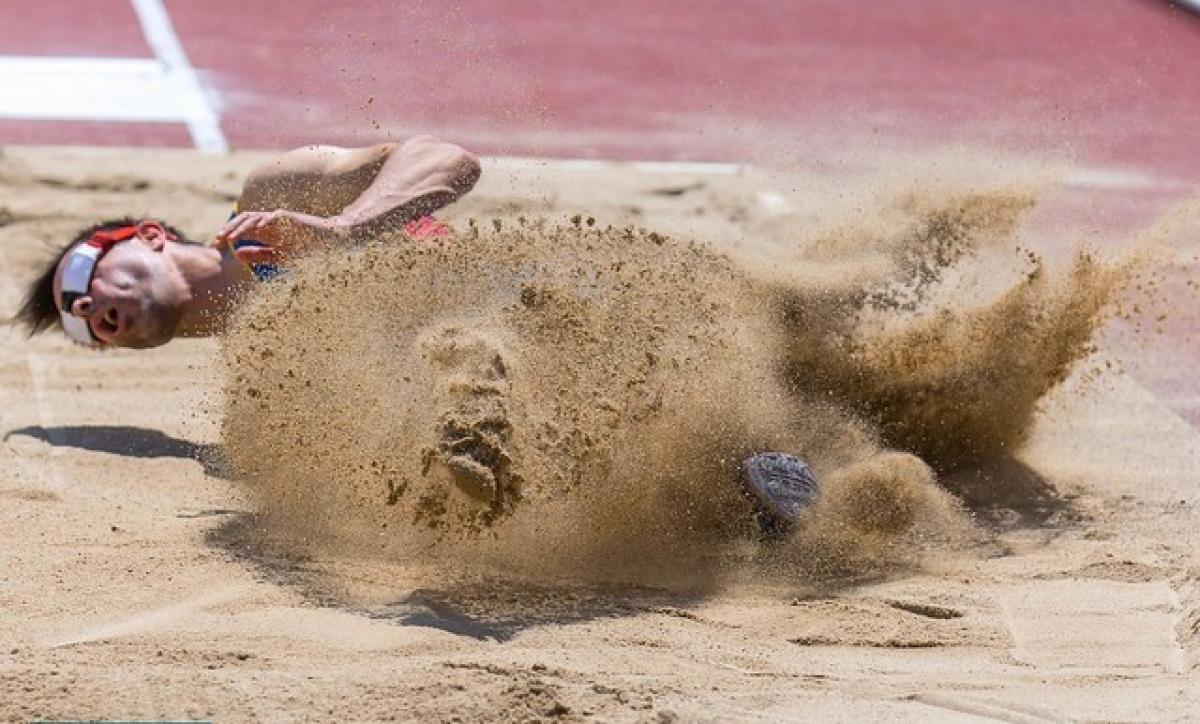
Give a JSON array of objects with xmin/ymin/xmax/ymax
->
[{"xmin": 417, "ymin": 325, "xmax": 520, "ymax": 512}]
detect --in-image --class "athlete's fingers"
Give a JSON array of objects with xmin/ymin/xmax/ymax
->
[
  {"xmin": 220, "ymin": 212, "xmax": 276, "ymax": 246},
  {"xmin": 226, "ymin": 214, "xmax": 268, "ymax": 243},
  {"xmin": 219, "ymin": 211, "xmax": 255, "ymax": 234},
  {"xmin": 232, "ymin": 244, "xmax": 281, "ymax": 265},
  {"xmin": 217, "ymin": 213, "xmax": 252, "ymax": 244}
]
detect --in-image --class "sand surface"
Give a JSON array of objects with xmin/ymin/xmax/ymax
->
[{"xmin": 0, "ymin": 145, "xmax": 1198, "ymax": 722}]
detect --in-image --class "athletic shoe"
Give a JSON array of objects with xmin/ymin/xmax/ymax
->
[{"xmin": 739, "ymin": 452, "xmax": 820, "ymax": 538}]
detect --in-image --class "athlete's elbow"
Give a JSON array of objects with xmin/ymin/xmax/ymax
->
[
  {"xmin": 452, "ymin": 148, "xmax": 482, "ymax": 195},
  {"xmin": 401, "ymin": 135, "xmax": 481, "ymax": 196}
]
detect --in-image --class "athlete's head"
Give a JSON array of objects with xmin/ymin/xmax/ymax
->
[{"xmin": 15, "ymin": 218, "xmax": 194, "ymax": 349}]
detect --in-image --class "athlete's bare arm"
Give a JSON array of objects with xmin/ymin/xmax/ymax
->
[{"xmin": 215, "ymin": 135, "xmax": 480, "ymax": 260}]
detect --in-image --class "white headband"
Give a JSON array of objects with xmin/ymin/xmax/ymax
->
[{"xmin": 59, "ymin": 243, "xmax": 102, "ymax": 345}]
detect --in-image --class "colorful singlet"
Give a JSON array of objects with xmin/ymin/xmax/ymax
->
[{"xmin": 227, "ymin": 206, "xmax": 451, "ymax": 282}]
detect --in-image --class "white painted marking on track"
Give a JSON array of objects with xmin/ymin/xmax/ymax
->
[
  {"xmin": 629, "ymin": 160, "xmax": 743, "ymax": 175},
  {"xmin": 0, "ymin": 2, "xmax": 225, "ymax": 152},
  {"xmin": 0, "ymin": 57, "xmax": 188, "ymax": 122},
  {"xmin": 1063, "ymin": 167, "xmax": 1181, "ymax": 191},
  {"xmin": 485, "ymin": 157, "xmax": 1185, "ymax": 192},
  {"xmin": 129, "ymin": 0, "xmax": 227, "ymax": 153},
  {"xmin": 486, "ymin": 155, "xmax": 743, "ymax": 176}
]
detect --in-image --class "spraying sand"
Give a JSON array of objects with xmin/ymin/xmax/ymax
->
[{"xmin": 220, "ymin": 188, "xmax": 1126, "ymax": 586}]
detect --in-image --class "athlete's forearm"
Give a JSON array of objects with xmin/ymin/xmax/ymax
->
[{"xmin": 332, "ymin": 136, "xmax": 480, "ymax": 239}]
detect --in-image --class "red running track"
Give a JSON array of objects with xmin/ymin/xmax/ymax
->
[{"xmin": 0, "ymin": 0, "xmax": 1197, "ymax": 181}]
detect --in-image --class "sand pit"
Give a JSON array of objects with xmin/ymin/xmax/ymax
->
[{"xmin": 1, "ymin": 146, "xmax": 1198, "ymax": 721}]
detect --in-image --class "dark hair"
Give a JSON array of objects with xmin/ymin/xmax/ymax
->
[{"xmin": 11, "ymin": 217, "xmax": 190, "ymax": 336}]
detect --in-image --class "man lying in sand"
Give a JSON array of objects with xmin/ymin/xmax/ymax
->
[
  {"xmin": 12, "ymin": 134, "xmax": 819, "ymax": 537},
  {"xmin": 14, "ymin": 134, "xmax": 481, "ymax": 349}
]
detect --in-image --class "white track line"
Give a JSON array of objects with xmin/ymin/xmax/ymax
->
[
  {"xmin": 0, "ymin": 5, "xmax": 225, "ymax": 152},
  {"xmin": 486, "ymin": 155, "xmax": 743, "ymax": 176},
  {"xmin": 1062, "ymin": 167, "xmax": 1181, "ymax": 191},
  {"xmin": 129, "ymin": 0, "xmax": 227, "ymax": 153},
  {"xmin": 0, "ymin": 57, "xmax": 185, "ymax": 122},
  {"xmin": 486, "ymin": 155, "xmax": 1184, "ymax": 190}
]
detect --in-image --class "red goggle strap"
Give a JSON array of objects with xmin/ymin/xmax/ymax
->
[
  {"xmin": 85, "ymin": 222, "xmax": 177, "ymax": 252},
  {"xmin": 85, "ymin": 225, "xmax": 140, "ymax": 252}
]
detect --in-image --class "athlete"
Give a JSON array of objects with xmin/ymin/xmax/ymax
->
[
  {"xmin": 12, "ymin": 135, "xmax": 479, "ymax": 349},
  {"xmin": 11, "ymin": 133, "xmax": 819, "ymax": 536}
]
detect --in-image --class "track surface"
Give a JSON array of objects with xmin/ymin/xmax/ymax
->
[{"xmin": 0, "ymin": 0, "xmax": 1198, "ymax": 179}]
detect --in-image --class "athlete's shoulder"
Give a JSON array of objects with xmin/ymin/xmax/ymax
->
[
  {"xmin": 249, "ymin": 143, "xmax": 396, "ymax": 182},
  {"xmin": 238, "ymin": 143, "xmax": 397, "ymax": 216}
]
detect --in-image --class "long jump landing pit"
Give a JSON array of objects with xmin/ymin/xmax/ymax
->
[{"xmin": 0, "ymin": 144, "xmax": 1197, "ymax": 721}]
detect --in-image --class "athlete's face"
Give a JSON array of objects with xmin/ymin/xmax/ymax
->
[{"xmin": 52, "ymin": 222, "xmax": 186, "ymax": 349}]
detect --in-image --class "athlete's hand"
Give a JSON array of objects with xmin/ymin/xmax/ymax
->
[{"xmin": 214, "ymin": 210, "xmax": 348, "ymax": 265}]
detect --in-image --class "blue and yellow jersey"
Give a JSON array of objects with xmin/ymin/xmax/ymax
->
[
  {"xmin": 229, "ymin": 204, "xmax": 282, "ymax": 282},
  {"xmin": 225, "ymin": 204, "xmax": 450, "ymax": 282}
]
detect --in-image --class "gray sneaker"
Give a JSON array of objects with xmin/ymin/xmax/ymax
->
[{"xmin": 739, "ymin": 452, "xmax": 820, "ymax": 538}]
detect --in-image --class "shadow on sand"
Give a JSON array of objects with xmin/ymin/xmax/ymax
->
[
  {"xmin": 939, "ymin": 455, "xmax": 1084, "ymax": 532},
  {"xmin": 10, "ymin": 423, "xmax": 1081, "ymax": 639},
  {"xmin": 4, "ymin": 424, "xmax": 230, "ymax": 479},
  {"xmin": 204, "ymin": 512, "xmax": 724, "ymax": 642}
]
